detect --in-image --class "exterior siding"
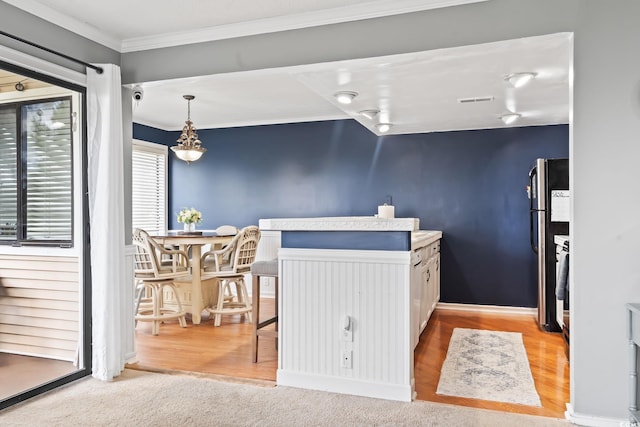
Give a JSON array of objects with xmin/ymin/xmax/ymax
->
[{"xmin": 0, "ymin": 255, "xmax": 79, "ymax": 361}]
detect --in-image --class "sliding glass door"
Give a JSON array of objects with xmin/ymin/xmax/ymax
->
[{"xmin": 0, "ymin": 64, "xmax": 90, "ymax": 410}]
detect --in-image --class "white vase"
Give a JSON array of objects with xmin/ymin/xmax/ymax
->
[{"xmin": 183, "ymin": 222, "xmax": 195, "ymax": 233}]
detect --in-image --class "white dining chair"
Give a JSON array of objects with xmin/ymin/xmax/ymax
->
[
  {"xmin": 201, "ymin": 225, "xmax": 260, "ymax": 326},
  {"xmin": 133, "ymin": 228, "xmax": 190, "ymax": 335}
]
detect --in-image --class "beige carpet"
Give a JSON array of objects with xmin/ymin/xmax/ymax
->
[
  {"xmin": 437, "ymin": 328, "xmax": 541, "ymax": 406},
  {"xmin": 0, "ymin": 369, "xmax": 569, "ymax": 426}
]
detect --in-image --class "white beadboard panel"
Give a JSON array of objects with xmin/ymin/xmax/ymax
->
[
  {"xmin": 278, "ymin": 248, "xmax": 413, "ymax": 401},
  {"xmin": 0, "ymin": 254, "xmax": 80, "ymax": 361},
  {"xmin": 252, "ymin": 229, "xmax": 281, "ymax": 297}
]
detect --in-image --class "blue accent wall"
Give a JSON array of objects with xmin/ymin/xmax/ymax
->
[
  {"xmin": 282, "ymin": 231, "xmax": 410, "ymax": 251},
  {"xmin": 134, "ymin": 120, "xmax": 568, "ymax": 308}
]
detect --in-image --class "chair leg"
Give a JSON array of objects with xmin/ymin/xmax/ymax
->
[
  {"xmin": 274, "ymin": 276, "xmax": 279, "ymax": 350},
  {"xmin": 213, "ymin": 280, "xmax": 225, "ymax": 327},
  {"xmin": 238, "ymin": 278, "xmax": 252, "ymax": 323},
  {"xmin": 252, "ymin": 275, "xmax": 260, "ymax": 363},
  {"xmin": 151, "ymin": 284, "xmax": 161, "ymax": 336},
  {"xmin": 134, "ymin": 282, "xmax": 145, "ymax": 327},
  {"xmin": 165, "ymin": 283, "xmax": 187, "ymax": 328}
]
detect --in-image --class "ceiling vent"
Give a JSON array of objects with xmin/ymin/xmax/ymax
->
[{"xmin": 457, "ymin": 96, "xmax": 494, "ymax": 104}]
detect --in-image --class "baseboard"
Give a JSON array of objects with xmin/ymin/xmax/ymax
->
[
  {"xmin": 565, "ymin": 403, "xmax": 628, "ymax": 427},
  {"xmin": 436, "ymin": 302, "xmax": 537, "ymax": 316},
  {"xmin": 277, "ymin": 370, "xmax": 413, "ymax": 402}
]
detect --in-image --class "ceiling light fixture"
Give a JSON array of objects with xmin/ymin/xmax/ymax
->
[
  {"xmin": 359, "ymin": 109, "xmax": 379, "ymax": 120},
  {"xmin": 505, "ymin": 72, "xmax": 537, "ymax": 88},
  {"xmin": 500, "ymin": 112, "xmax": 521, "ymax": 125},
  {"xmin": 376, "ymin": 123, "xmax": 392, "ymax": 133},
  {"xmin": 334, "ymin": 91, "xmax": 358, "ymax": 104},
  {"xmin": 171, "ymin": 95, "xmax": 206, "ymax": 164}
]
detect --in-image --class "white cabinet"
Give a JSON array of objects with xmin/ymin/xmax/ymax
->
[
  {"xmin": 418, "ymin": 239, "xmax": 441, "ymax": 335},
  {"xmin": 411, "ymin": 250, "xmax": 423, "ymax": 349}
]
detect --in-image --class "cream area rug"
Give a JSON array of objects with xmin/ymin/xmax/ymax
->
[
  {"xmin": 0, "ymin": 369, "xmax": 569, "ymax": 426},
  {"xmin": 436, "ymin": 328, "xmax": 542, "ymax": 407}
]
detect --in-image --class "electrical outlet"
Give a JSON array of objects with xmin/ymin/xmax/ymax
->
[{"xmin": 340, "ymin": 350, "xmax": 353, "ymax": 369}]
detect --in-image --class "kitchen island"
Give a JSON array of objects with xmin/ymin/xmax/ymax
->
[{"xmin": 258, "ymin": 217, "xmax": 442, "ymax": 402}]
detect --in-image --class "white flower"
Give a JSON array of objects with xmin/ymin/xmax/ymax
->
[{"xmin": 177, "ymin": 207, "xmax": 202, "ymax": 224}]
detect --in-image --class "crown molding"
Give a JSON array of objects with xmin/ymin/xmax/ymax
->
[
  {"xmin": 3, "ymin": 0, "xmax": 122, "ymax": 51},
  {"xmin": 121, "ymin": 0, "xmax": 487, "ymax": 52},
  {"xmin": 5, "ymin": 0, "xmax": 487, "ymax": 53},
  {"xmin": 134, "ymin": 112, "xmax": 349, "ymax": 132}
]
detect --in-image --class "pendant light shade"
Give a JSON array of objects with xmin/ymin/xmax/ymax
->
[{"xmin": 171, "ymin": 95, "xmax": 206, "ymax": 164}]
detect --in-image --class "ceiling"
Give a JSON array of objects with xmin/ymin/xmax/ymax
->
[{"xmin": 2, "ymin": 0, "xmax": 572, "ymax": 136}]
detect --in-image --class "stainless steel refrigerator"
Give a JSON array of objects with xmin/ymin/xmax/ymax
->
[{"xmin": 528, "ymin": 158, "xmax": 569, "ymax": 332}]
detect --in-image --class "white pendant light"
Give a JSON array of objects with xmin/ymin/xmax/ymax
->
[{"xmin": 171, "ymin": 95, "xmax": 207, "ymax": 164}]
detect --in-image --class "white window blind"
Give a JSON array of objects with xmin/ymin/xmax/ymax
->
[
  {"xmin": 25, "ymin": 99, "xmax": 73, "ymax": 241},
  {"xmin": 132, "ymin": 140, "xmax": 167, "ymax": 235},
  {"xmin": 0, "ymin": 106, "xmax": 17, "ymax": 240},
  {"xmin": 0, "ymin": 97, "xmax": 73, "ymax": 244}
]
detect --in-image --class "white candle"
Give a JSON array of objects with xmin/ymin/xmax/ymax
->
[{"xmin": 378, "ymin": 205, "xmax": 395, "ymax": 219}]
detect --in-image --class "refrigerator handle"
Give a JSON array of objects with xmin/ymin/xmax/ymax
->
[{"xmin": 529, "ymin": 166, "xmax": 538, "ymax": 254}]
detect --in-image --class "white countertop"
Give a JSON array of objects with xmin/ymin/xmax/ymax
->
[
  {"xmin": 259, "ymin": 216, "xmax": 420, "ymax": 231},
  {"xmin": 411, "ymin": 230, "xmax": 443, "ymax": 250}
]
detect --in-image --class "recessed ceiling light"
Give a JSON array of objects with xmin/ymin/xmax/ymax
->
[
  {"xmin": 359, "ymin": 109, "xmax": 379, "ymax": 120},
  {"xmin": 334, "ymin": 91, "xmax": 358, "ymax": 104},
  {"xmin": 376, "ymin": 123, "xmax": 392, "ymax": 133},
  {"xmin": 500, "ymin": 113, "xmax": 521, "ymax": 125},
  {"xmin": 504, "ymin": 72, "xmax": 537, "ymax": 88}
]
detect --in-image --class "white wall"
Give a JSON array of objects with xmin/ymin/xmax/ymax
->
[{"xmin": 571, "ymin": 0, "xmax": 640, "ymax": 420}]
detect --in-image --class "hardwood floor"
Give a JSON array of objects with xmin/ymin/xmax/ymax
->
[
  {"xmin": 129, "ymin": 301, "xmax": 569, "ymax": 419},
  {"xmin": 128, "ymin": 299, "xmax": 278, "ymax": 383},
  {"xmin": 414, "ymin": 309, "xmax": 569, "ymax": 418}
]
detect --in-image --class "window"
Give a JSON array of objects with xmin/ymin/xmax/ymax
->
[
  {"xmin": 132, "ymin": 140, "xmax": 167, "ymax": 235},
  {"xmin": 0, "ymin": 97, "xmax": 73, "ymax": 246}
]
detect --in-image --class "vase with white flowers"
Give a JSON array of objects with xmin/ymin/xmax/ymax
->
[{"xmin": 177, "ymin": 207, "xmax": 202, "ymax": 233}]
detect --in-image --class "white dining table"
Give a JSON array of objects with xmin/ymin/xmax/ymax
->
[{"xmin": 152, "ymin": 231, "xmax": 233, "ymax": 324}]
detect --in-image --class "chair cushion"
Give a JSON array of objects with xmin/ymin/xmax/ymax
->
[{"xmin": 251, "ymin": 259, "xmax": 278, "ymax": 277}]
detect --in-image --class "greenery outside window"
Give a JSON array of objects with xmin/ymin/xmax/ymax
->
[{"xmin": 0, "ymin": 96, "xmax": 73, "ymax": 246}]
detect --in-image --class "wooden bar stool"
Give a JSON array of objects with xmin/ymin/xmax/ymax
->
[{"xmin": 251, "ymin": 259, "xmax": 278, "ymax": 363}]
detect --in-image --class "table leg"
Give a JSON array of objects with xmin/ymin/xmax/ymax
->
[{"xmin": 191, "ymin": 245, "xmax": 203, "ymax": 325}]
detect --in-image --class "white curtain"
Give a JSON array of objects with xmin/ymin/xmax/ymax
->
[{"xmin": 87, "ymin": 64, "xmax": 126, "ymax": 381}]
